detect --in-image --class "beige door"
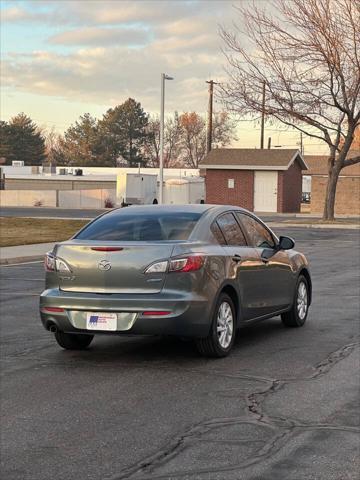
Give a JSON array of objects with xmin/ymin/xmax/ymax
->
[{"xmin": 254, "ymin": 171, "xmax": 278, "ymax": 212}]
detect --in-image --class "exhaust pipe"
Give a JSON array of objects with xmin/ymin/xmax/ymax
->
[{"xmin": 49, "ymin": 324, "xmax": 58, "ymax": 333}]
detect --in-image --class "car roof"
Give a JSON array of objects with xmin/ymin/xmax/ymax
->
[{"xmin": 104, "ymin": 204, "xmax": 251, "ymax": 217}]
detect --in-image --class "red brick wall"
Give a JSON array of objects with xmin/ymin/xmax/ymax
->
[
  {"xmin": 205, "ymin": 169, "xmax": 254, "ymax": 210},
  {"xmin": 277, "ymin": 161, "xmax": 302, "ymax": 213},
  {"xmin": 311, "ymin": 176, "xmax": 360, "ymax": 215}
]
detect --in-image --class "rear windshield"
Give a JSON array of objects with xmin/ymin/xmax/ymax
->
[{"xmin": 75, "ymin": 211, "xmax": 202, "ymax": 241}]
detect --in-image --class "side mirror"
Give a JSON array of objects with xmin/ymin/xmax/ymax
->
[{"xmin": 278, "ymin": 236, "xmax": 295, "ymax": 250}]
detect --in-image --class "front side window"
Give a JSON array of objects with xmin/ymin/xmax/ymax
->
[
  {"xmin": 236, "ymin": 213, "xmax": 275, "ymax": 249},
  {"xmin": 216, "ymin": 213, "xmax": 247, "ymax": 246}
]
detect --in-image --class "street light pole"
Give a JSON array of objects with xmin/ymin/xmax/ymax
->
[
  {"xmin": 206, "ymin": 80, "xmax": 218, "ymax": 154},
  {"xmin": 159, "ymin": 73, "xmax": 173, "ymax": 204},
  {"xmin": 260, "ymin": 80, "xmax": 266, "ymax": 149}
]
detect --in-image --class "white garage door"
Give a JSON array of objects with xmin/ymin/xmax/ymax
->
[{"xmin": 254, "ymin": 171, "xmax": 278, "ymax": 212}]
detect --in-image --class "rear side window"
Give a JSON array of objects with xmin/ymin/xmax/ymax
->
[
  {"xmin": 76, "ymin": 212, "xmax": 202, "ymax": 241},
  {"xmin": 236, "ymin": 213, "xmax": 275, "ymax": 248},
  {"xmin": 211, "ymin": 222, "xmax": 226, "ymax": 245},
  {"xmin": 216, "ymin": 213, "xmax": 247, "ymax": 246}
]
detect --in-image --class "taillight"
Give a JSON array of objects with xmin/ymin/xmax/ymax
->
[
  {"xmin": 144, "ymin": 255, "xmax": 205, "ymax": 274},
  {"xmin": 44, "ymin": 252, "xmax": 55, "ymax": 272},
  {"xmin": 144, "ymin": 260, "xmax": 168, "ymax": 274},
  {"xmin": 169, "ymin": 255, "xmax": 205, "ymax": 273},
  {"xmin": 55, "ymin": 258, "xmax": 71, "ymax": 273},
  {"xmin": 44, "ymin": 253, "xmax": 71, "ymax": 273}
]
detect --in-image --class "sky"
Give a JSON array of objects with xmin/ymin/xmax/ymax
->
[{"xmin": 0, "ymin": 0, "xmax": 327, "ymax": 154}]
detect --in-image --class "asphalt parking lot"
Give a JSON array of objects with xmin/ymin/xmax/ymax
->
[{"xmin": 1, "ymin": 226, "xmax": 359, "ymax": 480}]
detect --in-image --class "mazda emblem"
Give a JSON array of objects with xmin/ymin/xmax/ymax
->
[{"xmin": 98, "ymin": 260, "xmax": 111, "ymax": 271}]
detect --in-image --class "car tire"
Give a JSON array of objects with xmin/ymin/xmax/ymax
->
[
  {"xmin": 281, "ymin": 275, "xmax": 309, "ymax": 327},
  {"xmin": 196, "ymin": 293, "xmax": 236, "ymax": 358},
  {"xmin": 54, "ymin": 332, "xmax": 94, "ymax": 350}
]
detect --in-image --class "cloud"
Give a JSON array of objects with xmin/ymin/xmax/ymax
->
[
  {"xmin": 1, "ymin": 42, "xmax": 223, "ymax": 113},
  {"xmin": 1, "ymin": 1, "xmax": 234, "ymax": 117},
  {"xmin": 1, "ymin": 6, "xmax": 29, "ymax": 22},
  {"xmin": 49, "ymin": 27, "xmax": 151, "ymax": 47},
  {"xmin": 2, "ymin": 1, "xmax": 227, "ymax": 27}
]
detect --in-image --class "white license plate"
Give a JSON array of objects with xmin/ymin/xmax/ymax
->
[{"xmin": 86, "ymin": 312, "xmax": 117, "ymax": 331}]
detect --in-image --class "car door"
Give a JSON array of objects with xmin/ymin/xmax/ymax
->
[
  {"xmin": 235, "ymin": 212, "xmax": 294, "ymax": 315},
  {"xmin": 214, "ymin": 212, "xmax": 260, "ymax": 321}
]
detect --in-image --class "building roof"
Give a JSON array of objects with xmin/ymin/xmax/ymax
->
[
  {"xmin": 304, "ymin": 151, "xmax": 360, "ymax": 176},
  {"xmin": 199, "ymin": 148, "xmax": 308, "ymax": 170}
]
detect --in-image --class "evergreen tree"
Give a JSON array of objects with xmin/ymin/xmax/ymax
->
[
  {"xmin": 60, "ymin": 113, "xmax": 102, "ymax": 166},
  {"xmin": 1, "ymin": 114, "xmax": 46, "ymax": 165},
  {"xmin": 0, "ymin": 121, "xmax": 13, "ymax": 163},
  {"xmin": 99, "ymin": 98, "xmax": 149, "ymax": 167}
]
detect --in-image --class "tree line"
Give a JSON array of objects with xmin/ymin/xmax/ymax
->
[{"xmin": 0, "ymin": 98, "xmax": 237, "ymax": 168}]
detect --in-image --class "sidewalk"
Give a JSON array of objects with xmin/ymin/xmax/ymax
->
[{"xmin": 0, "ymin": 242, "xmax": 54, "ymax": 265}]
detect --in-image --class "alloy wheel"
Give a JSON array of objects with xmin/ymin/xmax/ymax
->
[
  {"xmin": 216, "ymin": 301, "xmax": 234, "ymax": 349},
  {"xmin": 297, "ymin": 281, "xmax": 308, "ymax": 320}
]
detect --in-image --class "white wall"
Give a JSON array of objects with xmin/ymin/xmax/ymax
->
[
  {"xmin": 0, "ymin": 189, "xmax": 116, "ymax": 208},
  {"xmin": 58, "ymin": 189, "xmax": 116, "ymax": 209},
  {"xmin": 0, "ymin": 190, "xmax": 57, "ymax": 207},
  {"xmin": 1, "ymin": 166, "xmax": 40, "ymax": 176}
]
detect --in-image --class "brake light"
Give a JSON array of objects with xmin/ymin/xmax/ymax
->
[
  {"xmin": 142, "ymin": 311, "xmax": 172, "ymax": 316},
  {"xmin": 91, "ymin": 247, "xmax": 123, "ymax": 252},
  {"xmin": 41, "ymin": 307, "xmax": 64, "ymax": 313},
  {"xmin": 169, "ymin": 255, "xmax": 205, "ymax": 273}
]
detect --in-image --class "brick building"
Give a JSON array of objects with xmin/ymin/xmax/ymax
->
[
  {"xmin": 304, "ymin": 152, "xmax": 360, "ymax": 215},
  {"xmin": 200, "ymin": 149, "xmax": 307, "ymax": 213}
]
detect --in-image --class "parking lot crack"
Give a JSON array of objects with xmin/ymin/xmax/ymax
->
[{"xmin": 111, "ymin": 341, "xmax": 359, "ymax": 480}]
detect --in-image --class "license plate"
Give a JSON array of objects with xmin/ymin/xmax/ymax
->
[{"xmin": 86, "ymin": 312, "xmax": 117, "ymax": 331}]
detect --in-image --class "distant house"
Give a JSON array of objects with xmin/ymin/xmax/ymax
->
[
  {"xmin": 303, "ymin": 152, "xmax": 360, "ymax": 215},
  {"xmin": 199, "ymin": 148, "xmax": 307, "ymax": 213}
]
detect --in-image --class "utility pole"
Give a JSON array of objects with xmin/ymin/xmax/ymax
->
[
  {"xmin": 260, "ymin": 81, "xmax": 266, "ymax": 149},
  {"xmin": 159, "ymin": 73, "xmax": 173, "ymax": 204},
  {"xmin": 267, "ymin": 137, "xmax": 271, "ymax": 149},
  {"xmin": 300, "ymin": 132, "xmax": 304, "ymax": 155},
  {"xmin": 206, "ymin": 80, "xmax": 218, "ymax": 154}
]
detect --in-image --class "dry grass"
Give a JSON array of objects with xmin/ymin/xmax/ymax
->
[{"xmin": 0, "ymin": 217, "xmax": 89, "ymax": 247}]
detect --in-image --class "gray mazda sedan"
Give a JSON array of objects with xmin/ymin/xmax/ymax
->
[{"xmin": 40, "ymin": 204, "xmax": 311, "ymax": 357}]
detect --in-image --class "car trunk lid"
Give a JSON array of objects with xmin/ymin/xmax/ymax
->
[{"xmin": 55, "ymin": 241, "xmax": 174, "ymax": 294}]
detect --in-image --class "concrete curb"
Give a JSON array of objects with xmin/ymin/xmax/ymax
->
[
  {"xmin": 9, "ymin": 216, "xmax": 94, "ymax": 221},
  {"xmin": 0, "ymin": 255, "xmax": 44, "ymax": 266},
  {"xmin": 268, "ymin": 222, "xmax": 360, "ymax": 229}
]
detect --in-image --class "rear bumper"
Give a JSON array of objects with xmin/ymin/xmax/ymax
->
[{"xmin": 39, "ymin": 288, "xmax": 212, "ymax": 338}]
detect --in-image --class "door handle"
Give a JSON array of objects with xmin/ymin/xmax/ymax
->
[{"xmin": 232, "ymin": 254, "xmax": 242, "ymax": 263}]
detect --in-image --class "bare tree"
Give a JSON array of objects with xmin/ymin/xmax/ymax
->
[
  {"xmin": 144, "ymin": 116, "xmax": 160, "ymax": 167},
  {"xmin": 41, "ymin": 126, "xmax": 63, "ymax": 166},
  {"xmin": 179, "ymin": 112, "xmax": 207, "ymax": 168},
  {"xmin": 164, "ymin": 112, "xmax": 183, "ymax": 167},
  {"xmin": 220, "ymin": 0, "xmax": 360, "ymax": 220},
  {"xmin": 178, "ymin": 112, "xmax": 238, "ymax": 167},
  {"xmin": 144, "ymin": 111, "xmax": 237, "ymax": 168},
  {"xmin": 212, "ymin": 112, "xmax": 238, "ymax": 148},
  {"xmin": 144, "ymin": 113, "xmax": 182, "ymax": 167}
]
